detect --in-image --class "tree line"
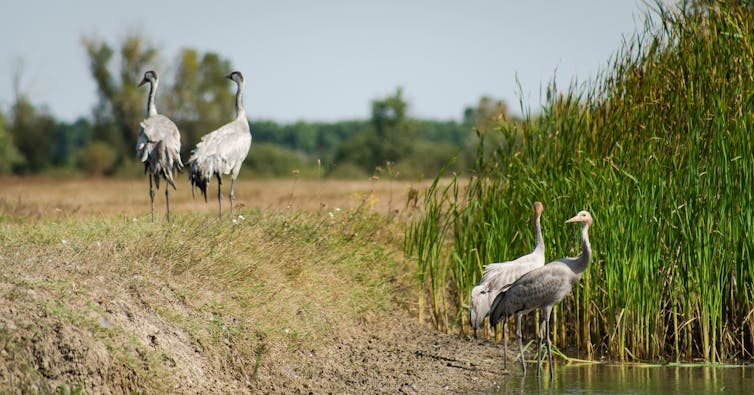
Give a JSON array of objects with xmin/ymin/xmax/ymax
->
[{"xmin": 0, "ymin": 34, "xmax": 512, "ymax": 180}]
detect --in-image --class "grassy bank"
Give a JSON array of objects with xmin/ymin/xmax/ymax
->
[
  {"xmin": 0, "ymin": 205, "xmax": 409, "ymax": 392},
  {"xmin": 407, "ymin": 2, "xmax": 754, "ymax": 363}
]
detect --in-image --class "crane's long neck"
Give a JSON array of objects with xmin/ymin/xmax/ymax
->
[
  {"xmin": 146, "ymin": 80, "xmax": 158, "ymax": 117},
  {"xmin": 234, "ymin": 80, "xmax": 246, "ymax": 121},
  {"xmin": 572, "ymin": 223, "xmax": 592, "ymax": 275},
  {"xmin": 532, "ymin": 213, "xmax": 544, "ymax": 256}
]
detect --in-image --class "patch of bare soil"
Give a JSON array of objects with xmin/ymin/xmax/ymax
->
[{"xmin": 256, "ymin": 315, "xmax": 506, "ymax": 394}]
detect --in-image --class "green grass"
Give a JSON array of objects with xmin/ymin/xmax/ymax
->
[{"xmin": 406, "ymin": 1, "xmax": 754, "ymax": 363}]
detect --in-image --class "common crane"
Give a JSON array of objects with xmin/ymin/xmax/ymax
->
[
  {"xmin": 188, "ymin": 71, "xmax": 251, "ymax": 220},
  {"xmin": 136, "ymin": 70, "xmax": 183, "ymax": 222}
]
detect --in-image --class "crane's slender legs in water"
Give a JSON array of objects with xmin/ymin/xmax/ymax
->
[
  {"xmin": 516, "ymin": 312, "xmax": 526, "ymax": 374},
  {"xmin": 148, "ymin": 175, "xmax": 155, "ymax": 223},
  {"xmin": 216, "ymin": 174, "xmax": 223, "ymax": 219},
  {"xmin": 537, "ymin": 313, "xmax": 545, "ymax": 375},
  {"xmin": 230, "ymin": 177, "xmax": 236, "ymax": 219},
  {"xmin": 536, "ymin": 307, "xmax": 554, "ymax": 379},
  {"xmin": 545, "ymin": 307, "xmax": 554, "ymax": 379}
]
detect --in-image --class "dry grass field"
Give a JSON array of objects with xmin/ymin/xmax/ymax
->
[
  {"xmin": 0, "ymin": 176, "xmax": 422, "ymax": 221},
  {"xmin": 0, "ymin": 176, "xmax": 503, "ymax": 394}
]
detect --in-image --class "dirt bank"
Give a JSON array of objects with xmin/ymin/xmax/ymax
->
[{"xmin": 0, "ymin": 276, "xmax": 506, "ymax": 394}]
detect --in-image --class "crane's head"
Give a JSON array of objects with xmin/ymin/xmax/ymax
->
[
  {"xmin": 139, "ymin": 70, "xmax": 157, "ymax": 87},
  {"xmin": 225, "ymin": 71, "xmax": 244, "ymax": 84},
  {"xmin": 533, "ymin": 201, "xmax": 544, "ymax": 216},
  {"xmin": 565, "ymin": 210, "xmax": 593, "ymax": 226},
  {"xmin": 469, "ymin": 285, "xmax": 490, "ymax": 331}
]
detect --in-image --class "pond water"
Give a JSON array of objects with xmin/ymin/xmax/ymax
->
[{"xmin": 488, "ymin": 363, "xmax": 754, "ymax": 394}]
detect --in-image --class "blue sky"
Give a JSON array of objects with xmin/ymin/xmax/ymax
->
[{"xmin": 0, "ymin": 1, "xmax": 657, "ymax": 123}]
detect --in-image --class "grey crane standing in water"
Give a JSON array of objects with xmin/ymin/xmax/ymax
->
[
  {"xmin": 489, "ymin": 210, "xmax": 593, "ymax": 378},
  {"xmin": 188, "ymin": 71, "xmax": 251, "ymax": 220},
  {"xmin": 136, "ymin": 70, "xmax": 184, "ymax": 222},
  {"xmin": 469, "ymin": 202, "xmax": 545, "ymax": 369}
]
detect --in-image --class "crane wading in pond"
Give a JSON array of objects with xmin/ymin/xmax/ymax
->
[
  {"xmin": 188, "ymin": 71, "xmax": 251, "ymax": 220},
  {"xmin": 469, "ymin": 202, "xmax": 545, "ymax": 370},
  {"xmin": 136, "ymin": 70, "xmax": 184, "ymax": 222},
  {"xmin": 489, "ymin": 210, "xmax": 593, "ymax": 378}
]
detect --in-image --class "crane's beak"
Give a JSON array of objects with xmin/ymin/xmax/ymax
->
[
  {"xmin": 225, "ymin": 73, "xmax": 233, "ymax": 80},
  {"xmin": 138, "ymin": 78, "xmax": 148, "ymax": 87},
  {"xmin": 565, "ymin": 214, "xmax": 579, "ymax": 223}
]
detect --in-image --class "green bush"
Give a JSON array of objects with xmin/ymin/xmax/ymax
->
[
  {"xmin": 77, "ymin": 141, "xmax": 118, "ymax": 176},
  {"xmin": 243, "ymin": 143, "xmax": 306, "ymax": 178},
  {"xmin": 327, "ymin": 162, "xmax": 369, "ymax": 179}
]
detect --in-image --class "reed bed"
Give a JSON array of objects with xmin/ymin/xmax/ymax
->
[{"xmin": 407, "ymin": 1, "xmax": 754, "ymax": 362}]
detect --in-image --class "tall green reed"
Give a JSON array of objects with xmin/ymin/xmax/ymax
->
[{"xmin": 406, "ymin": 1, "xmax": 754, "ymax": 362}]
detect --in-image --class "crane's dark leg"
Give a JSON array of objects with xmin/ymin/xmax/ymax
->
[
  {"xmin": 229, "ymin": 177, "xmax": 236, "ymax": 219},
  {"xmin": 517, "ymin": 312, "xmax": 526, "ymax": 375},
  {"xmin": 503, "ymin": 317, "xmax": 508, "ymax": 370},
  {"xmin": 165, "ymin": 183, "xmax": 171, "ymax": 222},
  {"xmin": 149, "ymin": 175, "xmax": 155, "ymax": 223},
  {"xmin": 216, "ymin": 174, "xmax": 222, "ymax": 219},
  {"xmin": 545, "ymin": 307, "xmax": 554, "ymax": 379}
]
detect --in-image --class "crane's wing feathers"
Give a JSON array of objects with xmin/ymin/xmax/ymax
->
[
  {"xmin": 137, "ymin": 114, "xmax": 183, "ymax": 188},
  {"xmin": 489, "ymin": 262, "xmax": 573, "ymax": 325},
  {"xmin": 480, "ymin": 251, "xmax": 545, "ymax": 291},
  {"xmin": 188, "ymin": 119, "xmax": 251, "ymax": 175},
  {"xmin": 187, "ymin": 117, "xmax": 251, "ymax": 200}
]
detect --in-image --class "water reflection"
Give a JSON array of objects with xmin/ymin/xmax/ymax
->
[{"xmin": 488, "ymin": 363, "xmax": 754, "ymax": 394}]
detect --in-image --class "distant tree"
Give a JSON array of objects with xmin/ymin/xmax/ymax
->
[
  {"xmin": 0, "ymin": 111, "xmax": 24, "ymax": 173},
  {"xmin": 463, "ymin": 96, "xmax": 509, "ymax": 131},
  {"xmin": 164, "ymin": 49, "xmax": 235, "ymax": 155},
  {"xmin": 77, "ymin": 141, "xmax": 118, "ymax": 176},
  {"xmin": 333, "ymin": 88, "xmax": 418, "ymax": 173},
  {"xmin": 417, "ymin": 119, "xmax": 472, "ymax": 146},
  {"xmin": 82, "ymin": 36, "xmax": 240, "ymax": 166},
  {"xmin": 52, "ymin": 118, "xmax": 93, "ymax": 168},
  {"xmin": 8, "ymin": 95, "xmax": 56, "ymax": 173},
  {"xmin": 82, "ymin": 33, "xmax": 158, "ymax": 161},
  {"xmin": 243, "ymin": 143, "xmax": 306, "ymax": 178}
]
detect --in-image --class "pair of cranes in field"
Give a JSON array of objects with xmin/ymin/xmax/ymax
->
[
  {"xmin": 136, "ymin": 70, "xmax": 250, "ymax": 222},
  {"xmin": 469, "ymin": 202, "xmax": 594, "ymax": 378}
]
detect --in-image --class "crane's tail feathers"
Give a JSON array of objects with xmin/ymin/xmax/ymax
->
[
  {"xmin": 488, "ymin": 289, "xmax": 509, "ymax": 328},
  {"xmin": 140, "ymin": 140, "xmax": 183, "ymax": 190},
  {"xmin": 188, "ymin": 160, "xmax": 210, "ymax": 202},
  {"xmin": 174, "ymin": 156, "xmax": 185, "ymax": 173}
]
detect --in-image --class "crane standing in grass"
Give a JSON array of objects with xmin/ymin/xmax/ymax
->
[
  {"xmin": 136, "ymin": 70, "xmax": 183, "ymax": 222},
  {"xmin": 188, "ymin": 71, "xmax": 251, "ymax": 220},
  {"xmin": 489, "ymin": 210, "xmax": 593, "ymax": 378},
  {"xmin": 469, "ymin": 202, "xmax": 545, "ymax": 369}
]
